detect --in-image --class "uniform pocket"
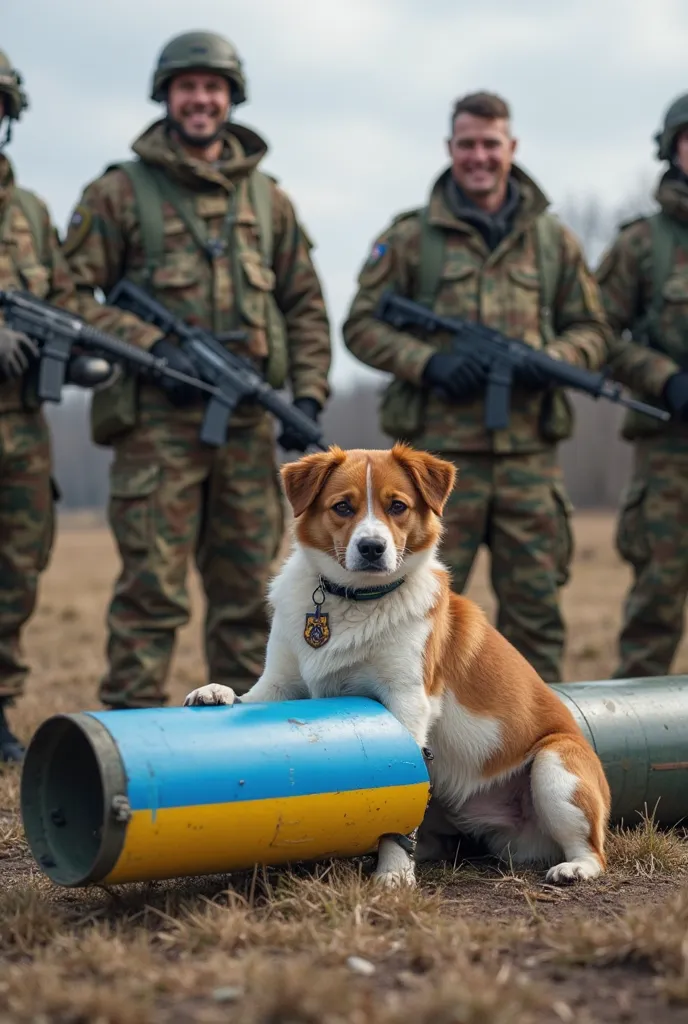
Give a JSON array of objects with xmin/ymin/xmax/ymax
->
[
  {"xmin": 658, "ymin": 271, "xmax": 688, "ymax": 366},
  {"xmin": 380, "ymin": 378, "xmax": 425, "ymax": 439},
  {"xmin": 238, "ymin": 250, "xmax": 276, "ymax": 328},
  {"xmin": 615, "ymin": 477, "xmax": 649, "ymax": 569},
  {"xmin": 439, "ymin": 263, "xmax": 476, "ymax": 283},
  {"xmin": 507, "ymin": 265, "xmax": 544, "ymax": 349},
  {"xmin": 551, "ymin": 478, "xmax": 574, "ymax": 586},
  {"xmin": 108, "ymin": 462, "xmax": 160, "ymax": 555},
  {"xmin": 435, "ymin": 263, "xmax": 476, "ymax": 318}
]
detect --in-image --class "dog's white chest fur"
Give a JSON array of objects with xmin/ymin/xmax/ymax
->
[{"xmin": 265, "ymin": 547, "xmax": 441, "ymax": 742}]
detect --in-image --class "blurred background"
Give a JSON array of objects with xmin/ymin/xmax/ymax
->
[{"xmin": 4, "ymin": 0, "xmax": 686, "ymax": 511}]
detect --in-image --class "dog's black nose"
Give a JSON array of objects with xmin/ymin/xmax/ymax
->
[{"xmin": 357, "ymin": 537, "xmax": 386, "ymax": 561}]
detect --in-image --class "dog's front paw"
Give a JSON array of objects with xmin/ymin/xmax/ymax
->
[
  {"xmin": 373, "ymin": 835, "xmax": 417, "ymax": 889},
  {"xmin": 546, "ymin": 856, "xmax": 602, "ymax": 884},
  {"xmin": 372, "ymin": 863, "xmax": 417, "ymax": 890},
  {"xmin": 183, "ymin": 684, "xmax": 237, "ymax": 707}
]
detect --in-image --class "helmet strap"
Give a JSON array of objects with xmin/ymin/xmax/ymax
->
[
  {"xmin": 0, "ymin": 116, "xmax": 13, "ymax": 152},
  {"xmin": 670, "ymin": 157, "xmax": 688, "ymax": 185}
]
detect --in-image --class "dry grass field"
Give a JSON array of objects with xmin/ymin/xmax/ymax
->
[{"xmin": 1, "ymin": 511, "xmax": 688, "ymax": 1023}]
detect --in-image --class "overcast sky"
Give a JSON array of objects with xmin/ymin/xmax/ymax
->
[{"xmin": 3, "ymin": 0, "xmax": 687, "ymax": 389}]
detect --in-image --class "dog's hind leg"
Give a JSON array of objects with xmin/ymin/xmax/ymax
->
[{"xmin": 529, "ymin": 736, "xmax": 611, "ymax": 884}]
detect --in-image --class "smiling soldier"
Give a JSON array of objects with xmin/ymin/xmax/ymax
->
[
  {"xmin": 342, "ymin": 91, "xmax": 610, "ymax": 683},
  {"xmin": 61, "ymin": 31, "xmax": 332, "ymax": 711}
]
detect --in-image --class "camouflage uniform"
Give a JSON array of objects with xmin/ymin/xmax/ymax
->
[
  {"xmin": 597, "ymin": 164, "xmax": 688, "ymax": 678},
  {"xmin": 0, "ymin": 53, "xmax": 79, "ymax": 740},
  {"xmin": 62, "ymin": 36, "xmax": 331, "ymax": 708},
  {"xmin": 342, "ymin": 164, "xmax": 610, "ymax": 682}
]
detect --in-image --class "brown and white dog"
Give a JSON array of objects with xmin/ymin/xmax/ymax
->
[{"xmin": 185, "ymin": 444, "xmax": 611, "ymax": 888}]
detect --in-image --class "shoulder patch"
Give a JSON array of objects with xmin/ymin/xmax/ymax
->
[
  {"xmin": 62, "ymin": 204, "xmax": 94, "ymax": 257},
  {"xmin": 365, "ymin": 241, "xmax": 388, "ymax": 267},
  {"xmin": 358, "ymin": 236, "xmax": 394, "ymax": 288}
]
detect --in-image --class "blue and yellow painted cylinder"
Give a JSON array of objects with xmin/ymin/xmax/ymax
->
[{"xmin": 20, "ymin": 697, "xmax": 431, "ymax": 888}]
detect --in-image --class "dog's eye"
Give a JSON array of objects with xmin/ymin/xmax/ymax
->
[
  {"xmin": 332, "ymin": 501, "xmax": 354, "ymax": 517},
  {"xmin": 389, "ymin": 500, "xmax": 408, "ymax": 515}
]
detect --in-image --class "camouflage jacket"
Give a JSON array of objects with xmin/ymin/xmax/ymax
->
[
  {"xmin": 597, "ymin": 171, "xmax": 688, "ymax": 441},
  {"xmin": 61, "ymin": 120, "xmax": 331, "ymax": 434},
  {"xmin": 0, "ymin": 154, "xmax": 79, "ymax": 414},
  {"xmin": 342, "ymin": 164, "xmax": 611, "ymax": 454}
]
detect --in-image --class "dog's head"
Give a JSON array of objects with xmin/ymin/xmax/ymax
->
[{"xmin": 280, "ymin": 444, "xmax": 456, "ymax": 584}]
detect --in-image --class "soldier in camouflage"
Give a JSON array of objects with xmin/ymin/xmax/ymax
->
[
  {"xmin": 342, "ymin": 91, "xmax": 611, "ymax": 683},
  {"xmin": 0, "ymin": 50, "xmax": 80, "ymax": 759},
  {"xmin": 62, "ymin": 31, "xmax": 332, "ymax": 709},
  {"xmin": 596, "ymin": 94, "xmax": 688, "ymax": 679}
]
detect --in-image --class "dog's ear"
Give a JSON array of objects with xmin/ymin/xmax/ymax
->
[
  {"xmin": 391, "ymin": 444, "xmax": 456, "ymax": 516},
  {"xmin": 280, "ymin": 446, "xmax": 348, "ymax": 518}
]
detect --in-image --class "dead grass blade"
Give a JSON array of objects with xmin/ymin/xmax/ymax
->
[{"xmin": 606, "ymin": 804, "xmax": 688, "ymax": 877}]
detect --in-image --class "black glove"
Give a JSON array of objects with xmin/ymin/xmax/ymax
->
[
  {"xmin": 512, "ymin": 355, "xmax": 552, "ymax": 391},
  {"xmin": 150, "ymin": 338, "xmax": 199, "ymax": 407},
  {"xmin": 422, "ymin": 351, "xmax": 486, "ymax": 402},
  {"xmin": 0, "ymin": 327, "xmax": 38, "ymax": 380},
  {"xmin": 277, "ymin": 397, "xmax": 321, "ymax": 452},
  {"xmin": 663, "ymin": 371, "xmax": 688, "ymax": 420}
]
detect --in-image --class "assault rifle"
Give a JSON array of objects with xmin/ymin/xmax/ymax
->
[
  {"xmin": 107, "ymin": 278, "xmax": 326, "ymax": 450},
  {"xmin": 375, "ymin": 290, "xmax": 671, "ymax": 430},
  {"xmin": 0, "ymin": 288, "xmax": 326, "ymax": 450},
  {"xmin": 0, "ymin": 288, "xmax": 217, "ymax": 402}
]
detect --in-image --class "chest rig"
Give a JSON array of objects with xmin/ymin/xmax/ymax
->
[{"xmin": 112, "ymin": 159, "xmax": 288, "ymax": 390}]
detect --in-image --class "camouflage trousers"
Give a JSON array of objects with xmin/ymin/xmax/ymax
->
[
  {"xmin": 0, "ymin": 410, "xmax": 56, "ymax": 699},
  {"xmin": 100, "ymin": 406, "xmax": 285, "ymax": 709},
  {"xmin": 614, "ymin": 437, "xmax": 688, "ymax": 679},
  {"xmin": 438, "ymin": 448, "xmax": 574, "ymax": 683}
]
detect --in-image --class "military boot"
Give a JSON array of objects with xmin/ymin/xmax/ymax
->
[{"xmin": 0, "ymin": 700, "xmax": 25, "ymax": 763}]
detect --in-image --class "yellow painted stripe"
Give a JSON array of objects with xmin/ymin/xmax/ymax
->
[{"xmin": 103, "ymin": 782, "xmax": 430, "ymax": 884}]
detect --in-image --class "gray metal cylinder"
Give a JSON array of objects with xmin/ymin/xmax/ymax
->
[{"xmin": 552, "ymin": 677, "xmax": 688, "ymax": 826}]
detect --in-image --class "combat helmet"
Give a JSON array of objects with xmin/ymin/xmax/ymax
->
[
  {"xmin": 150, "ymin": 31, "xmax": 247, "ymax": 106},
  {"xmin": 655, "ymin": 92, "xmax": 688, "ymax": 161},
  {"xmin": 0, "ymin": 50, "xmax": 28, "ymax": 146}
]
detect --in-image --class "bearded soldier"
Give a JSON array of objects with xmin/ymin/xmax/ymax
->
[
  {"xmin": 342, "ymin": 91, "xmax": 611, "ymax": 683},
  {"xmin": 0, "ymin": 50, "xmax": 80, "ymax": 759},
  {"xmin": 62, "ymin": 31, "xmax": 332, "ymax": 710},
  {"xmin": 597, "ymin": 94, "xmax": 688, "ymax": 678}
]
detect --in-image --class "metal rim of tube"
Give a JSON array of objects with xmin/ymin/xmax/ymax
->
[
  {"xmin": 549, "ymin": 685, "xmax": 597, "ymax": 752},
  {"xmin": 20, "ymin": 712, "xmax": 129, "ymax": 887}
]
